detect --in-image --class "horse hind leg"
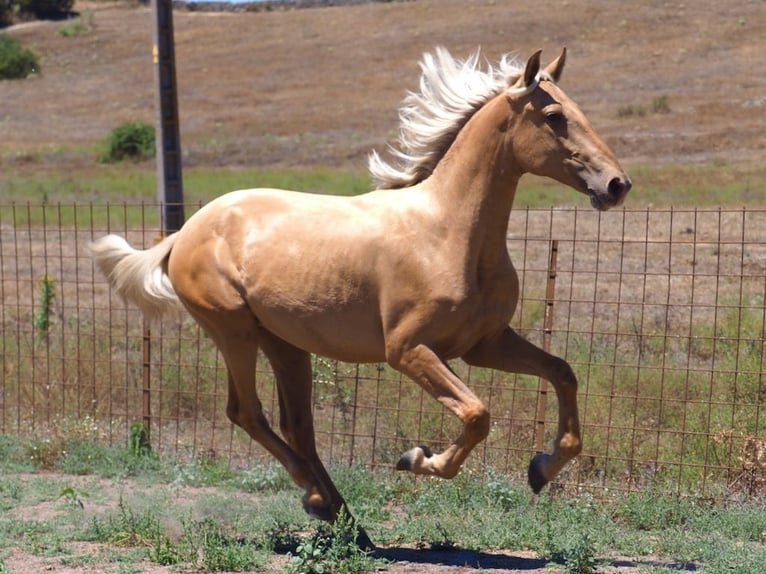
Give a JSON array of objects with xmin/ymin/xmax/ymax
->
[
  {"xmin": 258, "ymin": 330, "xmax": 347, "ymax": 522},
  {"xmin": 259, "ymin": 331, "xmax": 375, "ymax": 549},
  {"xmin": 191, "ymin": 311, "xmax": 322, "ymax": 505}
]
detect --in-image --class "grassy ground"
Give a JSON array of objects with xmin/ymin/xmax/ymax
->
[
  {"xmin": 2, "ymin": 158, "xmax": 765, "ymax": 210},
  {"xmin": 0, "ymin": 433, "xmax": 765, "ymax": 574}
]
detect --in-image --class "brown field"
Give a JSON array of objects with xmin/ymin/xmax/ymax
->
[{"xmin": 2, "ymin": 0, "xmax": 764, "ymax": 173}]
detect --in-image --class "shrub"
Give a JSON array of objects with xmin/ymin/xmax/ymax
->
[
  {"xmin": 0, "ymin": 33, "xmax": 39, "ymax": 80},
  {"xmin": 101, "ymin": 121, "xmax": 156, "ymax": 162}
]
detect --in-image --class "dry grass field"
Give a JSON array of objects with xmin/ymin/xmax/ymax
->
[{"xmin": 2, "ymin": 0, "xmax": 764, "ymax": 176}]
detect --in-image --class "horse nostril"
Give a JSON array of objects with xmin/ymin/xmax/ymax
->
[{"xmin": 608, "ymin": 177, "xmax": 629, "ymax": 197}]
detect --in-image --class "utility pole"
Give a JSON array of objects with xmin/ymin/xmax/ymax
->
[{"xmin": 152, "ymin": 0, "xmax": 185, "ymax": 234}]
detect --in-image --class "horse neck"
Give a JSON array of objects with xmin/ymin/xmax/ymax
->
[{"xmin": 426, "ymin": 95, "xmax": 521, "ymax": 248}]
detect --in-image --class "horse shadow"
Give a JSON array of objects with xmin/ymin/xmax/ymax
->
[
  {"xmin": 374, "ymin": 546, "xmax": 548, "ymax": 571},
  {"xmin": 374, "ymin": 546, "xmax": 700, "ymax": 572}
]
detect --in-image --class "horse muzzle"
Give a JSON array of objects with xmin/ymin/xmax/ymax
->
[{"xmin": 588, "ymin": 174, "xmax": 632, "ymax": 211}]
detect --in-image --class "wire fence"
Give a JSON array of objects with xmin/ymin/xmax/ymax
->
[{"xmin": 2, "ymin": 202, "xmax": 765, "ymax": 498}]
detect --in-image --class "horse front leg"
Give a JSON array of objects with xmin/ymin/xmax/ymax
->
[
  {"xmin": 388, "ymin": 344, "xmax": 490, "ymax": 479},
  {"xmin": 463, "ymin": 326, "xmax": 582, "ymax": 493}
]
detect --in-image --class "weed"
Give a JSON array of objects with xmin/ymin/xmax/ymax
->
[
  {"xmin": 33, "ymin": 274, "xmax": 57, "ymax": 337},
  {"xmin": 127, "ymin": 421, "xmax": 151, "ymax": 458},
  {"xmin": 58, "ymin": 486, "xmax": 87, "ymax": 509},
  {"xmin": 651, "ymin": 95, "xmax": 670, "ymax": 114},
  {"xmin": 617, "ymin": 103, "xmax": 647, "ymax": 118},
  {"xmin": 192, "ymin": 519, "xmax": 267, "ymax": 571},
  {"xmin": 88, "ymin": 497, "xmax": 163, "ymax": 547},
  {"xmin": 58, "ymin": 10, "xmax": 93, "ymax": 37},
  {"xmin": 617, "ymin": 95, "xmax": 670, "ymax": 118},
  {"xmin": 560, "ymin": 532, "xmax": 598, "ymax": 574},
  {"xmin": 27, "ymin": 436, "xmax": 62, "ymax": 469},
  {"xmin": 147, "ymin": 531, "xmax": 184, "ymax": 566},
  {"xmin": 287, "ymin": 509, "xmax": 383, "ymax": 574}
]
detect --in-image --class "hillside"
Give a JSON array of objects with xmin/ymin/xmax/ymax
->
[{"xmin": 1, "ymin": 0, "xmax": 764, "ymax": 171}]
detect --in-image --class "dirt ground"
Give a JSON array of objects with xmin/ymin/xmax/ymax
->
[
  {"xmin": 0, "ymin": 473, "xmax": 694, "ymax": 574},
  {"xmin": 1, "ymin": 1, "xmax": 763, "ymax": 572}
]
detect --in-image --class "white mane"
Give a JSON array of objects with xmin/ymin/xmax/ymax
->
[{"xmin": 368, "ymin": 47, "xmax": 527, "ymax": 190}]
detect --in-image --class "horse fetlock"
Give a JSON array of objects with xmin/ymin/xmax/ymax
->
[
  {"xmin": 557, "ymin": 433, "xmax": 582, "ymax": 459},
  {"xmin": 301, "ymin": 488, "xmax": 335, "ymax": 522}
]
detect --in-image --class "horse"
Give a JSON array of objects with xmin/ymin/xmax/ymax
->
[{"xmin": 91, "ymin": 47, "xmax": 631, "ymax": 545}]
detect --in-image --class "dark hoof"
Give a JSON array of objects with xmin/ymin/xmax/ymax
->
[
  {"xmin": 528, "ymin": 453, "xmax": 549, "ymax": 494},
  {"xmin": 396, "ymin": 445, "xmax": 434, "ymax": 471}
]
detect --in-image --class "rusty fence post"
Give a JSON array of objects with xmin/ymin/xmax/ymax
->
[
  {"xmin": 142, "ymin": 318, "xmax": 152, "ymax": 444},
  {"xmin": 534, "ymin": 240, "xmax": 559, "ymax": 453}
]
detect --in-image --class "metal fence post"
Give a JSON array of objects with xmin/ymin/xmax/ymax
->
[
  {"xmin": 142, "ymin": 319, "xmax": 152, "ymax": 443},
  {"xmin": 534, "ymin": 239, "xmax": 559, "ymax": 453}
]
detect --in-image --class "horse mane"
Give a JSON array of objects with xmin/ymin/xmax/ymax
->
[{"xmin": 368, "ymin": 47, "xmax": 525, "ymax": 190}]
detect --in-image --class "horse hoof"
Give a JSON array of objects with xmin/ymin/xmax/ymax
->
[
  {"xmin": 528, "ymin": 452, "xmax": 549, "ymax": 494},
  {"xmin": 396, "ymin": 445, "xmax": 434, "ymax": 471}
]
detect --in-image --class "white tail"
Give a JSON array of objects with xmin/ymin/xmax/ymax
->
[{"xmin": 89, "ymin": 233, "xmax": 185, "ymax": 320}]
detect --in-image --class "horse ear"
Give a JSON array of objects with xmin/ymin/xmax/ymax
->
[
  {"xmin": 523, "ymin": 50, "xmax": 542, "ymax": 87},
  {"xmin": 544, "ymin": 47, "xmax": 567, "ymax": 83}
]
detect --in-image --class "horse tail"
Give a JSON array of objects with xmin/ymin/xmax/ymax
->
[{"xmin": 89, "ymin": 233, "xmax": 185, "ymax": 320}]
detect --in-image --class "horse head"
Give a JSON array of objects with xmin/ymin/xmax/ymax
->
[{"xmin": 506, "ymin": 49, "xmax": 632, "ymax": 210}]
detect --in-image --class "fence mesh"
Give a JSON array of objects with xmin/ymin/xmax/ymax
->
[{"xmin": 2, "ymin": 202, "xmax": 765, "ymax": 497}]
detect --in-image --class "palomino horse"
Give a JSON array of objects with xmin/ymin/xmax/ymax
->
[{"xmin": 91, "ymin": 47, "xmax": 630, "ymax": 543}]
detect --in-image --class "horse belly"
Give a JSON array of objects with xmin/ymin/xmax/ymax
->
[{"xmin": 252, "ymin": 304, "xmax": 387, "ymax": 364}]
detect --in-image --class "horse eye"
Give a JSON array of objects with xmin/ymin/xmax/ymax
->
[{"xmin": 545, "ymin": 111, "xmax": 565, "ymax": 125}]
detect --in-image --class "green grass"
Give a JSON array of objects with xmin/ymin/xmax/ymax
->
[
  {"xmin": 0, "ymin": 434, "xmax": 763, "ymax": 572},
  {"xmin": 0, "ymin": 164, "xmax": 372, "ymax": 204},
  {"xmin": 0, "ymin": 164, "xmax": 373, "ymax": 227},
  {"xmin": 1, "ymin": 159, "xmax": 764, "ymax": 223}
]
